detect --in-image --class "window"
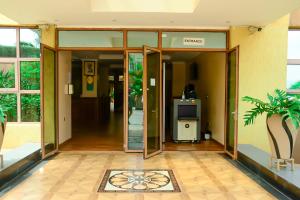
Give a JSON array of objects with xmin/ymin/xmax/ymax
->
[
  {"xmin": 0, "ymin": 28, "xmax": 40, "ymax": 122},
  {"xmin": 287, "ymin": 30, "xmax": 300, "ymax": 98}
]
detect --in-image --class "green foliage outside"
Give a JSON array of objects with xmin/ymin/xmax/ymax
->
[
  {"xmin": 128, "ymin": 54, "xmax": 143, "ymax": 114},
  {"xmin": 243, "ymin": 89, "xmax": 300, "ymax": 129},
  {"xmin": 20, "ymin": 61, "xmax": 40, "ymax": 90},
  {"xmin": 0, "ymin": 94, "xmax": 17, "ymax": 122},
  {"xmin": 0, "ymin": 60, "xmax": 41, "ymax": 122},
  {"xmin": 21, "ymin": 94, "xmax": 40, "ymax": 122},
  {"xmin": 0, "ymin": 64, "xmax": 15, "ymax": 88},
  {"xmin": 0, "ymin": 45, "xmax": 16, "ymax": 57}
]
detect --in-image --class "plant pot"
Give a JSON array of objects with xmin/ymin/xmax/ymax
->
[{"xmin": 266, "ymin": 114, "xmax": 299, "ymax": 160}]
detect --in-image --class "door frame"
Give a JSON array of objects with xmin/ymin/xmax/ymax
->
[
  {"xmin": 40, "ymin": 43, "xmax": 59, "ymax": 159},
  {"xmin": 124, "ymin": 50, "xmax": 144, "ymax": 152},
  {"xmin": 224, "ymin": 46, "xmax": 239, "ymax": 159},
  {"xmin": 143, "ymin": 46, "xmax": 163, "ymax": 159}
]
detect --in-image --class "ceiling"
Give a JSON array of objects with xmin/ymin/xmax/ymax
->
[{"xmin": 1, "ymin": 0, "xmax": 300, "ymax": 27}]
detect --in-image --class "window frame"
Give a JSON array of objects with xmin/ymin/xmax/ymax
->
[{"xmin": 0, "ymin": 27, "xmax": 41, "ymax": 123}]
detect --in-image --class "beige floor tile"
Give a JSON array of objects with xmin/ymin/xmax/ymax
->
[{"xmin": 1, "ymin": 152, "xmax": 276, "ymax": 200}]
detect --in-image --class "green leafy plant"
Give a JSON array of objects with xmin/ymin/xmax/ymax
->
[
  {"xmin": 242, "ymin": 89, "xmax": 300, "ymax": 129},
  {"xmin": 0, "ymin": 105, "xmax": 6, "ymax": 124}
]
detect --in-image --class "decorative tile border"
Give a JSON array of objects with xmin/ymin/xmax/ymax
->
[{"xmin": 98, "ymin": 169, "xmax": 181, "ymax": 193}]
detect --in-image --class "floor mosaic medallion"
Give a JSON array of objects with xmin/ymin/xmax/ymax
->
[{"xmin": 98, "ymin": 169, "xmax": 181, "ymax": 192}]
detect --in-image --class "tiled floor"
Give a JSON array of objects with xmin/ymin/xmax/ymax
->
[{"xmin": 0, "ymin": 151, "xmax": 276, "ymax": 200}]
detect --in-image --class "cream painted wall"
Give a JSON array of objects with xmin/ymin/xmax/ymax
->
[
  {"xmin": 2, "ymin": 124, "xmax": 40, "ymax": 148},
  {"xmin": 58, "ymin": 51, "xmax": 72, "ymax": 144},
  {"xmin": 41, "ymin": 25, "xmax": 56, "ymax": 48},
  {"xmin": 230, "ymin": 15, "xmax": 289, "ymax": 152},
  {"xmin": 188, "ymin": 53, "xmax": 226, "ymax": 144},
  {"xmin": 172, "ymin": 62, "xmax": 186, "ymax": 97}
]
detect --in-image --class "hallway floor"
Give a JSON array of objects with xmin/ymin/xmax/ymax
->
[{"xmin": 0, "ymin": 152, "xmax": 276, "ymax": 200}]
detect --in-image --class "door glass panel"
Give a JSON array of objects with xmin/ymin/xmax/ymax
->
[
  {"xmin": 127, "ymin": 53, "xmax": 144, "ymax": 150},
  {"xmin": 127, "ymin": 31, "xmax": 158, "ymax": 48},
  {"xmin": 226, "ymin": 50, "xmax": 237, "ymax": 155},
  {"xmin": 42, "ymin": 47, "xmax": 56, "ymax": 156},
  {"xmin": 144, "ymin": 48, "xmax": 161, "ymax": 157}
]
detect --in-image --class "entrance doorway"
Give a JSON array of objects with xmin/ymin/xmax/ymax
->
[
  {"xmin": 59, "ymin": 51, "xmax": 124, "ymax": 151},
  {"xmin": 161, "ymin": 51, "xmax": 226, "ymax": 151}
]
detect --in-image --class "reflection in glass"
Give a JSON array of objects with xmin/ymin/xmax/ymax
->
[
  {"xmin": 0, "ymin": 62, "xmax": 15, "ymax": 88},
  {"xmin": 20, "ymin": 61, "xmax": 40, "ymax": 90},
  {"xmin": 0, "ymin": 93, "xmax": 17, "ymax": 122},
  {"xmin": 287, "ymin": 65, "xmax": 300, "ymax": 90},
  {"xmin": 128, "ymin": 53, "xmax": 144, "ymax": 150},
  {"xmin": 145, "ymin": 50, "xmax": 161, "ymax": 156},
  {"xmin": 127, "ymin": 31, "xmax": 158, "ymax": 48},
  {"xmin": 21, "ymin": 94, "xmax": 40, "ymax": 122},
  {"xmin": 20, "ymin": 29, "xmax": 40, "ymax": 58},
  {"xmin": 226, "ymin": 50, "xmax": 236, "ymax": 155},
  {"xmin": 0, "ymin": 29, "xmax": 16, "ymax": 57}
]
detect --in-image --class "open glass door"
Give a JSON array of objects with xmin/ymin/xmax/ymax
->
[
  {"xmin": 124, "ymin": 50, "xmax": 144, "ymax": 152},
  {"xmin": 143, "ymin": 46, "xmax": 162, "ymax": 159},
  {"xmin": 225, "ymin": 46, "xmax": 239, "ymax": 159},
  {"xmin": 41, "ymin": 44, "xmax": 57, "ymax": 158}
]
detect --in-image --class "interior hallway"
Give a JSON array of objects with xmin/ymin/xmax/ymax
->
[
  {"xmin": 59, "ymin": 112, "xmax": 123, "ymax": 151},
  {"xmin": 0, "ymin": 152, "xmax": 276, "ymax": 200}
]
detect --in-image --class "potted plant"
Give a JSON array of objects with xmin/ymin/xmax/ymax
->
[{"xmin": 242, "ymin": 89, "xmax": 300, "ymax": 170}]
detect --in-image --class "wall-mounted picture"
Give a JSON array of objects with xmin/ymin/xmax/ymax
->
[{"xmin": 84, "ymin": 61, "xmax": 95, "ymax": 76}]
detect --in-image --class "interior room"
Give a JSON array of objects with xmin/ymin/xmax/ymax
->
[
  {"xmin": 59, "ymin": 51, "xmax": 124, "ymax": 151},
  {"xmin": 162, "ymin": 51, "xmax": 226, "ymax": 151}
]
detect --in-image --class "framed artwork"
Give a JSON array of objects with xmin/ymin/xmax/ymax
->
[{"xmin": 84, "ymin": 61, "xmax": 95, "ymax": 76}]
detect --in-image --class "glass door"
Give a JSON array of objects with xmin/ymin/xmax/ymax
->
[
  {"xmin": 124, "ymin": 50, "xmax": 144, "ymax": 152},
  {"xmin": 225, "ymin": 46, "xmax": 239, "ymax": 159},
  {"xmin": 143, "ymin": 46, "xmax": 162, "ymax": 159},
  {"xmin": 41, "ymin": 44, "xmax": 57, "ymax": 158}
]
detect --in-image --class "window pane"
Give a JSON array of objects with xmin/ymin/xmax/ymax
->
[
  {"xmin": 127, "ymin": 31, "xmax": 158, "ymax": 48},
  {"xmin": 58, "ymin": 31, "xmax": 123, "ymax": 48},
  {"xmin": 288, "ymin": 31, "xmax": 300, "ymax": 59},
  {"xmin": 20, "ymin": 61, "xmax": 40, "ymax": 90},
  {"xmin": 0, "ymin": 62, "xmax": 15, "ymax": 88},
  {"xmin": 0, "ymin": 28, "xmax": 16, "ymax": 57},
  {"xmin": 287, "ymin": 65, "xmax": 300, "ymax": 89},
  {"xmin": 20, "ymin": 29, "xmax": 40, "ymax": 58},
  {"xmin": 162, "ymin": 31, "xmax": 227, "ymax": 49},
  {"xmin": 0, "ymin": 93, "xmax": 17, "ymax": 122},
  {"xmin": 21, "ymin": 94, "xmax": 40, "ymax": 122}
]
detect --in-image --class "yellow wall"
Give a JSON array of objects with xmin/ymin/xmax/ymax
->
[
  {"xmin": 172, "ymin": 62, "xmax": 186, "ymax": 97},
  {"xmin": 58, "ymin": 51, "xmax": 72, "ymax": 144},
  {"xmin": 189, "ymin": 53, "xmax": 226, "ymax": 144},
  {"xmin": 2, "ymin": 124, "xmax": 40, "ymax": 148},
  {"xmin": 41, "ymin": 25, "xmax": 56, "ymax": 48},
  {"xmin": 230, "ymin": 15, "xmax": 289, "ymax": 152}
]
